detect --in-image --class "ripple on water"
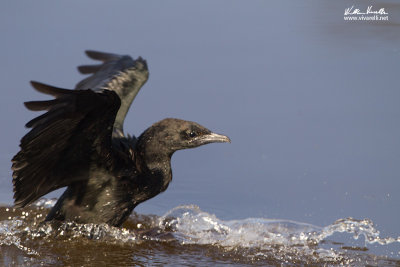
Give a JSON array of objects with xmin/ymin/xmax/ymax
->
[{"xmin": 0, "ymin": 199, "xmax": 399, "ymax": 266}]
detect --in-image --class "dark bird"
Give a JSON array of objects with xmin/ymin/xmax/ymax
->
[{"xmin": 11, "ymin": 51, "xmax": 230, "ymax": 227}]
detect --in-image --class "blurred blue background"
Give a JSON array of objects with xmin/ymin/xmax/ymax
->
[{"xmin": 0, "ymin": 0, "xmax": 399, "ymax": 240}]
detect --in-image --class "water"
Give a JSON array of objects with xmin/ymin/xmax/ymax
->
[
  {"xmin": 1, "ymin": 0, "xmax": 400, "ymax": 265},
  {"xmin": 0, "ymin": 199, "xmax": 399, "ymax": 266}
]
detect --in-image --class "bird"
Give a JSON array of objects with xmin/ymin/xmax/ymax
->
[{"xmin": 11, "ymin": 51, "xmax": 230, "ymax": 227}]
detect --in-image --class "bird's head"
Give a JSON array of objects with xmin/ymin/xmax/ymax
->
[{"xmin": 137, "ymin": 118, "xmax": 230, "ymax": 158}]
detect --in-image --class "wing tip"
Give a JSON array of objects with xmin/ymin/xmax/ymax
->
[
  {"xmin": 84, "ymin": 50, "xmax": 121, "ymax": 61},
  {"xmin": 13, "ymin": 199, "xmax": 25, "ymax": 208},
  {"xmin": 30, "ymin": 80, "xmax": 43, "ymax": 89},
  {"xmin": 24, "ymin": 100, "xmax": 51, "ymax": 111},
  {"xmin": 30, "ymin": 81, "xmax": 72, "ymax": 97},
  {"xmin": 12, "ymin": 174, "xmax": 28, "ymax": 208},
  {"xmin": 77, "ymin": 64, "xmax": 102, "ymax": 74}
]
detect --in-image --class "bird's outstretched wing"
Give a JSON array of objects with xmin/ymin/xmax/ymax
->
[
  {"xmin": 76, "ymin": 50, "xmax": 149, "ymax": 136},
  {"xmin": 12, "ymin": 81, "xmax": 121, "ymax": 207}
]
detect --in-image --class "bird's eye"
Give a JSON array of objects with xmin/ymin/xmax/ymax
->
[{"xmin": 189, "ymin": 131, "xmax": 197, "ymax": 138}]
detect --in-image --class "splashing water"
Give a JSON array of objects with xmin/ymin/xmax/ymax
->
[
  {"xmin": 157, "ymin": 205, "xmax": 400, "ymax": 264},
  {"xmin": 0, "ymin": 200, "xmax": 399, "ymax": 266}
]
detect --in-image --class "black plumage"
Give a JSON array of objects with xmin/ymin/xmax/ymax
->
[{"xmin": 11, "ymin": 51, "xmax": 230, "ymax": 227}]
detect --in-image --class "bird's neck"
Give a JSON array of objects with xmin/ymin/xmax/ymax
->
[{"xmin": 134, "ymin": 141, "xmax": 173, "ymax": 193}]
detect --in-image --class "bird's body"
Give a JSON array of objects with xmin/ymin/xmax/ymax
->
[{"xmin": 12, "ymin": 51, "xmax": 230, "ymax": 227}]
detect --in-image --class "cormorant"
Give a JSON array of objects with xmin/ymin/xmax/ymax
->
[{"xmin": 11, "ymin": 51, "xmax": 230, "ymax": 227}]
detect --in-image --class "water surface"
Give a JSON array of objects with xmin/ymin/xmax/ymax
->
[{"xmin": 0, "ymin": 200, "xmax": 399, "ymax": 266}]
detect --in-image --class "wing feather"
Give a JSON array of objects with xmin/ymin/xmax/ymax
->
[
  {"xmin": 84, "ymin": 50, "xmax": 121, "ymax": 61},
  {"xmin": 12, "ymin": 82, "xmax": 121, "ymax": 207},
  {"xmin": 75, "ymin": 50, "xmax": 149, "ymax": 135},
  {"xmin": 24, "ymin": 99, "xmax": 63, "ymax": 111},
  {"xmin": 77, "ymin": 64, "xmax": 102, "ymax": 74}
]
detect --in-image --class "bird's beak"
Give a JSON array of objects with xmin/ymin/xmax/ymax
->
[{"xmin": 199, "ymin": 132, "xmax": 231, "ymax": 144}]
